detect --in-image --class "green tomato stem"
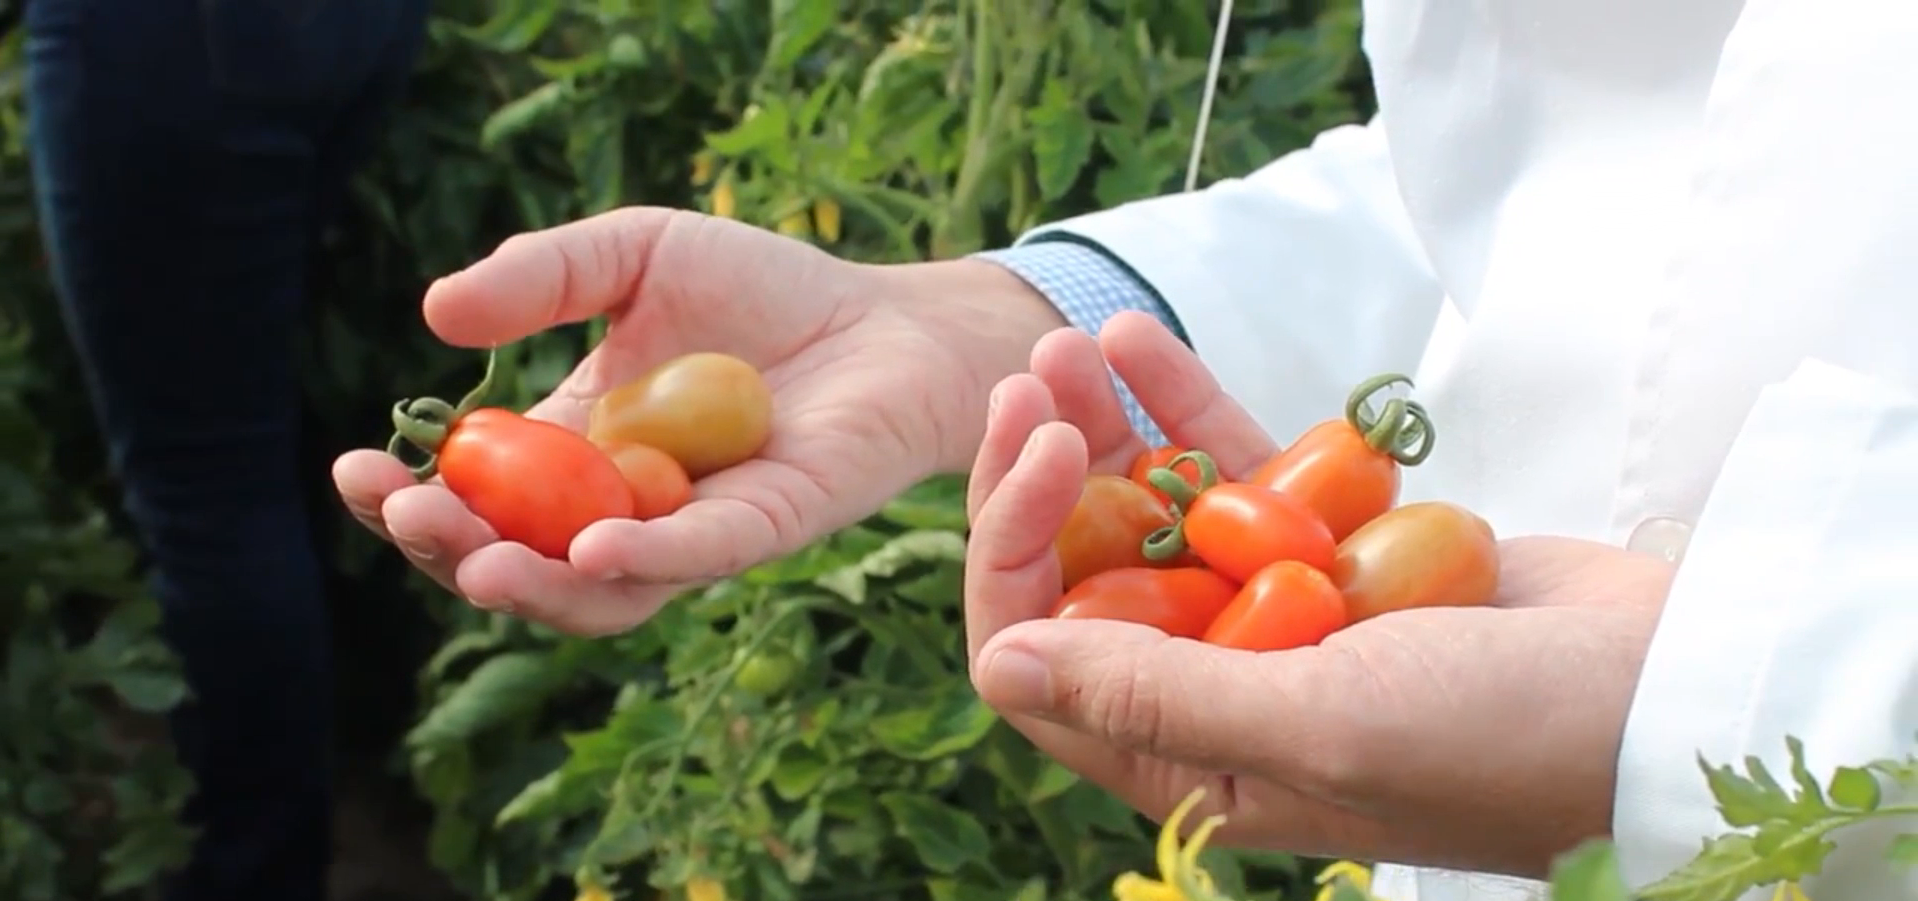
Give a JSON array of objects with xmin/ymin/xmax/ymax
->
[
  {"xmin": 1139, "ymin": 449, "xmax": 1222, "ymax": 562},
  {"xmin": 384, "ymin": 347, "xmax": 504, "ymax": 480},
  {"xmin": 1343, "ymin": 372, "xmax": 1437, "ymax": 466}
]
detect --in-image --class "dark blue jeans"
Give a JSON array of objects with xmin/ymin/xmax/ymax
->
[{"xmin": 24, "ymin": 0, "xmax": 427, "ymax": 898}]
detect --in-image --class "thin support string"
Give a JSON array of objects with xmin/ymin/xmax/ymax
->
[{"xmin": 1182, "ymin": 0, "xmax": 1236, "ymax": 193}]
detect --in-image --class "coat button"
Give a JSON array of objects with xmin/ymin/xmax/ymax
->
[{"xmin": 1626, "ymin": 516, "xmax": 1694, "ymax": 564}]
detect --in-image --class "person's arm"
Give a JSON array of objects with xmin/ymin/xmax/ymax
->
[
  {"xmin": 985, "ymin": 118, "xmax": 1445, "ymax": 442},
  {"xmin": 1612, "ymin": 359, "xmax": 1918, "ymax": 898}
]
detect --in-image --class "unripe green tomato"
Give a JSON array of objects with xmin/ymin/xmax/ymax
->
[
  {"xmin": 733, "ymin": 652, "xmax": 800, "ymax": 697},
  {"xmin": 607, "ymin": 34, "xmax": 645, "ymax": 68}
]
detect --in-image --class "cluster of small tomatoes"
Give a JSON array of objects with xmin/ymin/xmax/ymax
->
[
  {"xmin": 1050, "ymin": 374, "xmax": 1500, "ymax": 651},
  {"xmin": 385, "ymin": 350, "xmax": 774, "ymax": 559}
]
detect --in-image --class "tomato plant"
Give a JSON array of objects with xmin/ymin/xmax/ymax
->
[
  {"xmin": 588, "ymin": 352, "xmax": 774, "ymax": 478},
  {"xmin": 1332, "ymin": 501, "xmax": 1500, "ymax": 622},
  {"xmin": 1051, "ymin": 567, "xmax": 1241, "ymax": 639},
  {"xmin": 1142, "ymin": 450, "xmax": 1337, "ymax": 583},
  {"xmin": 1055, "ymin": 474, "xmax": 1179, "ymax": 590},
  {"xmin": 389, "ymin": 350, "xmax": 634, "ymax": 560},
  {"xmin": 1245, "ymin": 373, "xmax": 1435, "ymax": 541},
  {"xmin": 1128, "ymin": 445, "xmax": 1203, "ymax": 506},
  {"xmin": 606, "ymin": 442, "xmax": 694, "ymax": 519},
  {"xmin": 1202, "ymin": 560, "xmax": 1347, "ymax": 651}
]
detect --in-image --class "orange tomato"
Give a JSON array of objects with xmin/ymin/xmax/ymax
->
[
  {"xmin": 1128, "ymin": 445, "xmax": 1203, "ymax": 506},
  {"xmin": 1332, "ymin": 501, "xmax": 1500, "ymax": 622},
  {"xmin": 588, "ymin": 352, "xmax": 774, "ymax": 478},
  {"xmin": 606, "ymin": 443, "xmax": 694, "ymax": 519},
  {"xmin": 1140, "ymin": 450, "xmax": 1336, "ymax": 583},
  {"xmin": 1052, "ymin": 567, "xmax": 1242, "ymax": 639},
  {"xmin": 1246, "ymin": 373, "xmax": 1435, "ymax": 541},
  {"xmin": 1055, "ymin": 475, "xmax": 1178, "ymax": 590},
  {"xmin": 1202, "ymin": 560, "xmax": 1347, "ymax": 651}
]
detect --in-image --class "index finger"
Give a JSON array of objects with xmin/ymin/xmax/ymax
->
[
  {"xmin": 423, "ymin": 207, "xmax": 676, "ymax": 348},
  {"xmin": 1098, "ymin": 311, "xmax": 1278, "ymax": 479}
]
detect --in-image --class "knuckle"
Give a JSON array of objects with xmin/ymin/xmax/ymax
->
[{"xmin": 1083, "ymin": 663, "xmax": 1169, "ymax": 755}]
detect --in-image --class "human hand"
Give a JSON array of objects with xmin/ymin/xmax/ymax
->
[
  {"xmin": 334, "ymin": 208, "xmax": 1064, "ymax": 635},
  {"xmin": 963, "ymin": 312, "xmax": 1675, "ymax": 877}
]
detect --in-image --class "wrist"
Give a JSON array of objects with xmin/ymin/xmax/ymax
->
[{"xmin": 862, "ymin": 257, "xmax": 1069, "ymax": 474}]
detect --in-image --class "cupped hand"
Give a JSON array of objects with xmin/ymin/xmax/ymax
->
[
  {"xmin": 335, "ymin": 207, "xmax": 1061, "ymax": 635},
  {"xmin": 963, "ymin": 312, "xmax": 1675, "ymax": 877}
]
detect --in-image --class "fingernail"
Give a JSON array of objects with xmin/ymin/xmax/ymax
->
[
  {"xmin": 468, "ymin": 595, "xmax": 515, "ymax": 616},
  {"xmin": 983, "ymin": 647, "xmax": 1054, "ymax": 712},
  {"xmin": 987, "ymin": 382, "xmax": 1004, "ymax": 419},
  {"xmin": 397, "ymin": 536, "xmax": 439, "ymax": 561}
]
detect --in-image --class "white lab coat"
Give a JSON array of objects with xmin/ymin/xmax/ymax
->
[{"xmin": 1017, "ymin": 0, "xmax": 1918, "ymax": 898}]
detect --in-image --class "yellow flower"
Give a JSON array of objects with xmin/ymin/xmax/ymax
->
[
  {"xmin": 690, "ymin": 151, "xmax": 716, "ymax": 186},
  {"xmin": 574, "ymin": 886, "xmax": 613, "ymax": 901},
  {"xmin": 1771, "ymin": 882, "xmax": 1811, "ymax": 901},
  {"xmin": 710, "ymin": 181, "xmax": 736, "ymax": 219},
  {"xmin": 811, "ymin": 197, "xmax": 842, "ymax": 244},
  {"xmin": 1314, "ymin": 860, "xmax": 1385, "ymax": 901},
  {"xmin": 1112, "ymin": 787, "xmax": 1231, "ymax": 901},
  {"xmin": 686, "ymin": 875, "xmax": 727, "ymax": 901}
]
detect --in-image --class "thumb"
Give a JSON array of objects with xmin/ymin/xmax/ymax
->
[
  {"xmin": 974, "ymin": 617, "xmax": 1351, "ymax": 775},
  {"xmin": 424, "ymin": 207, "xmax": 679, "ymax": 347}
]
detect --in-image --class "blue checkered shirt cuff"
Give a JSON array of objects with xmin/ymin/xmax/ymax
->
[{"xmin": 972, "ymin": 239, "xmax": 1187, "ymax": 446}]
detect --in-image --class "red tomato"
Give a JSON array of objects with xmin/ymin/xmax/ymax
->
[
  {"xmin": 1202, "ymin": 560, "xmax": 1347, "ymax": 651},
  {"xmin": 1245, "ymin": 373, "xmax": 1435, "ymax": 541},
  {"xmin": 1055, "ymin": 475, "xmax": 1178, "ymax": 590},
  {"xmin": 1052, "ymin": 567, "xmax": 1242, "ymax": 639},
  {"xmin": 1332, "ymin": 501, "xmax": 1500, "ymax": 622},
  {"xmin": 588, "ymin": 352, "xmax": 774, "ymax": 478},
  {"xmin": 1128, "ymin": 445, "xmax": 1203, "ymax": 506},
  {"xmin": 434, "ymin": 409, "xmax": 634, "ymax": 559},
  {"xmin": 606, "ymin": 442, "xmax": 694, "ymax": 519}
]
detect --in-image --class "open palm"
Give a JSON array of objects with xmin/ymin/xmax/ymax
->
[
  {"xmin": 963, "ymin": 314, "xmax": 1671, "ymax": 877},
  {"xmin": 335, "ymin": 208, "xmax": 1037, "ymax": 635}
]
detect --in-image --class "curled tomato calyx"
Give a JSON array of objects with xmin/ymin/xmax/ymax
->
[
  {"xmin": 1345, "ymin": 372, "xmax": 1435, "ymax": 466},
  {"xmin": 386, "ymin": 346, "xmax": 504, "ymax": 479},
  {"xmin": 1139, "ymin": 449, "xmax": 1221, "ymax": 562}
]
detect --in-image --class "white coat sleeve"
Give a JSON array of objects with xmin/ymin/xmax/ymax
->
[
  {"xmin": 1612, "ymin": 359, "xmax": 1918, "ymax": 900},
  {"xmin": 1014, "ymin": 118, "xmax": 1445, "ymax": 440}
]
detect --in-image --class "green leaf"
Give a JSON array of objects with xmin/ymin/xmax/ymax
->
[
  {"xmin": 452, "ymin": 0, "xmax": 562, "ymax": 53},
  {"xmin": 870, "ymin": 688, "xmax": 997, "ymax": 760},
  {"xmin": 879, "ymin": 792, "xmax": 991, "ymax": 874},
  {"xmin": 1698, "ymin": 753, "xmax": 1795, "ymax": 828},
  {"xmin": 770, "ymin": 747, "xmax": 832, "ymax": 800},
  {"xmin": 568, "ymin": 106, "xmax": 627, "ymax": 214},
  {"xmin": 768, "ymin": 0, "xmax": 837, "ymax": 70},
  {"xmin": 530, "ymin": 51, "xmax": 609, "ymax": 80},
  {"xmin": 406, "ymin": 651, "xmax": 563, "ymax": 748},
  {"xmin": 1827, "ymin": 766, "xmax": 1882, "ymax": 811},
  {"xmin": 103, "ymin": 667, "xmax": 188, "ymax": 714},
  {"xmin": 1028, "ymin": 81, "xmax": 1094, "ymax": 201},
  {"xmin": 1638, "ymin": 833, "xmax": 1800, "ymax": 901},
  {"xmin": 705, "ymin": 101, "xmax": 791, "ymax": 156},
  {"xmin": 479, "ymin": 81, "xmax": 573, "ymax": 151},
  {"xmin": 1026, "ymin": 761, "xmax": 1079, "ymax": 804},
  {"xmin": 1546, "ymin": 841, "xmax": 1631, "ymax": 901},
  {"xmin": 1888, "ymin": 834, "xmax": 1918, "ymax": 866}
]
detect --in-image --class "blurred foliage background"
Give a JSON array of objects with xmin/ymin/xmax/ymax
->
[{"xmin": 0, "ymin": 0, "xmax": 1372, "ymax": 898}]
